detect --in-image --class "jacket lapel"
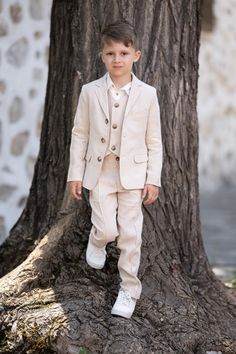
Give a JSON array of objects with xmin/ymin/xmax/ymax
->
[
  {"xmin": 124, "ymin": 73, "xmax": 142, "ymax": 117},
  {"xmin": 94, "ymin": 72, "xmax": 143, "ymax": 120},
  {"xmin": 95, "ymin": 73, "xmax": 109, "ymax": 120}
]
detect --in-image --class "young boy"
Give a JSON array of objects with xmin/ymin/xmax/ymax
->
[{"xmin": 67, "ymin": 20, "xmax": 163, "ymax": 319}]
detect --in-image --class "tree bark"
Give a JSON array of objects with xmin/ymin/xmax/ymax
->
[{"xmin": 0, "ymin": 1, "xmax": 236, "ymax": 353}]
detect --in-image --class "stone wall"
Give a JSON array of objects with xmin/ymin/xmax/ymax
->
[
  {"xmin": 198, "ymin": 0, "xmax": 236, "ymax": 190},
  {"xmin": 0, "ymin": 0, "xmax": 52, "ymax": 244}
]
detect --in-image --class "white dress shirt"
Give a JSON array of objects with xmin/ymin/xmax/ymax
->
[{"xmin": 106, "ymin": 72, "xmax": 132, "ymax": 101}]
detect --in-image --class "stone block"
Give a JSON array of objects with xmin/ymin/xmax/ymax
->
[
  {"xmin": 10, "ymin": 2, "xmax": 23, "ymax": 23},
  {"xmin": 30, "ymin": 0, "xmax": 43, "ymax": 20},
  {"xmin": 34, "ymin": 31, "xmax": 43, "ymax": 39},
  {"xmin": 11, "ymin": 131, "xmax": 29, "ymax": 156},
  {"xmin": 9, "ymin": 96, "xmax": 24, "ymax": 123},
  {"xmin": 0, "ymin": 184, "xmax": 17, "ymax": 202},
  {"xmin": 0, "ymin": 17, "xmax": 8, "ymax": 37},
  {"xmin": 0, "ymin": 80, "xmax": 6, "ymax": 93},
  {"xmin": 29, "ymin": 88, "xmax": 37, "ymax": 98},
  {"xmin": 6, "ymin": 37, "xmax": 29, "ymax": 67}
]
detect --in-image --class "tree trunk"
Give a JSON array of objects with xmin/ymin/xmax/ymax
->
[{"xmin": 0, "ymin": 1, "xmax": 236, "ymax": 353}]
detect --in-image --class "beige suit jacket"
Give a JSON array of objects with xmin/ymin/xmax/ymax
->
[{"xmin": 67, "ymin": 72, "xmax": 163, "ymax": 190}]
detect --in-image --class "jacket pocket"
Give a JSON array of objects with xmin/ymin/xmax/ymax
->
[{"xmin": 134, "ymin": 154, "xmax": 148, "ymax": 163}]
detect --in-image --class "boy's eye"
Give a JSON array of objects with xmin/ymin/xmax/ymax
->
[{"xmin": 105, "ymin": 52, "xmax": 129, "ymax": 56}]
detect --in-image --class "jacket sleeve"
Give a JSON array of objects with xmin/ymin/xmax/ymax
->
[
  {"xmin": 67, "ymin": 86, "xmax": 89, "ymax": 182},
  {"xmin": 145, "ymin": 88, "xmax": 163, "ymax": 187}
]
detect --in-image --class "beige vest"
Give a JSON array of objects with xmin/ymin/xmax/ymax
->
[{"xmin": 105, "ymin": 91, "xmax": 129, "ymax": 157}]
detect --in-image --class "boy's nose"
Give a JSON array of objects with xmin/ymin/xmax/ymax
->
[{"xmin": 113, "ymin": 55, "xmax": 121, "ymax": 62}]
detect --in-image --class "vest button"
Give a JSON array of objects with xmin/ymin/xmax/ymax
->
[
  {"xmin": 111, "ymin": 145, "xmax": 116, "ymax": 151},
  {"xmin": 112, "ymin": 123, "xmax": 117, "ymax": 129},
  {"xmin": 116, "ymin": 156, "xmax": 120, "ymax": 161},
  {"xmin": 101, "ymin": 137, "xmax": 106, "ymax": 143},
  {"xmin": 105, "ymin": 118, "xmax": 109, "ymax": 124},
  {"xmin": 114, "ymin": 103, "xmax": 119, "ymax": 108},
  {"xmin": 97, "ymin": 156, "xmax": 102, "ymax": 162}
]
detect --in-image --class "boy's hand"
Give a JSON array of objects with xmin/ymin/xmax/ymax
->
[
  {"xmin": 142, "ymin": 184, "xmax": 160, "ymax": 205},
  {"xmin": 68, "ymin": 181, "xmax": 82, "ymax": 200}
]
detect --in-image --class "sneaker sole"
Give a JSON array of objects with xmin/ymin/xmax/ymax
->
[
  {"xmin": 86, "ymin": 258, "xmax": 105, "ymax": 270},
  {"xmin": 111, "ymin": 308, "xmax": 133, "ymax": 319}
]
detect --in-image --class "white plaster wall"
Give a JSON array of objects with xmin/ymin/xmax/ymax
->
[
  {"xmin": 0, "ymin": 0, "xmax": 52, "ymax": 243},
  {"xmin": 198, "ymin": 0, "xmax": 236, "ymax": 190}
]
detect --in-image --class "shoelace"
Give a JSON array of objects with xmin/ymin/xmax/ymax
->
[{"xmin": 117, "ymin": 289, "xmax": 132, "ymax": 306}]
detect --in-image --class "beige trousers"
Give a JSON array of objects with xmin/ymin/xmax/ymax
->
[{"xmin": 88, "ymin": 153, "xmax": 143, "ymax": 299}]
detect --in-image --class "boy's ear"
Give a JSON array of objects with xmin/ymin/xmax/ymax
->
[
  {"xmin": 134, "ymin": 50, "xmax": 141, "ymax": 62},
  {"xmin": 99, "ymin": 51, "xmax": 104, "ymax": 62}
]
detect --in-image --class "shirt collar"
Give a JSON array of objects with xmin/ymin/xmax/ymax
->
[{"xmin": 106, "ymin": 72, "xmax": 133, "ymax": 95}]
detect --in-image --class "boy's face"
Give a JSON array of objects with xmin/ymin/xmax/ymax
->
[{"xmin": 100, "ymin": 40, "xmax": 141, "ymax": 79}]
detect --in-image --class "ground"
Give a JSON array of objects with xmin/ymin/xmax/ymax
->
[{"xmin": 200, "ymin": 185, "xmax": 236, "ymax": 283}]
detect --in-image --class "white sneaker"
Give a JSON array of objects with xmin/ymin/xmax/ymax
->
[
  {"xmin": 111, "ymin": 288, "xmax": 137, "ymax": 319},
  {"xmin": 86, "ymin": 240, "xmax": 106, "ymax": 269}
]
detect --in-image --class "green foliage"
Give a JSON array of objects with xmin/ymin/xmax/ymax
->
[
  {"xmin": 229, "ymin": 271, "xmax": 236, "ymax": 288},
  {"xmin": 225, "ymin": 270, "xmax": 236, "ymax": 288},
  {"xmin": 231, "ymin": 279, "xmax": 236, "ymax": 288},
  {"xmin": 79, "ymin": 348, "xmax": 90, "ymax": 354}
]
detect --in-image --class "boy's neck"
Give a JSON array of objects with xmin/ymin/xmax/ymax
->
[{"xmin": 108, "ymin": 72, "xmax": 132, "ymax": 89}]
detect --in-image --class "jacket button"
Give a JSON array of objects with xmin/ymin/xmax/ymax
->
[
  {"xmin": 111, "ymin": 145, "xmax": 116, "ymax": 151},
  {"xmin": 114, "ymin": 103, "xmax": 119, "ymax": 108},
  {"xmin": 101, "ymin": 137, "xmax": 106, "ymax": 143},
  {"xmin": 116, "ymin": 156, "xmax": 120, "ymax": 161},
  {"xmin": 105, "ymin": 118, "xmax": 109, "ymax": 124},
  {"xmin": 112, "ymin": 123, "xmax": 117, "ymax": 129},
  {"xmin": 97, "ymin": 156, "xmax": 102, "ymax": 162}
]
